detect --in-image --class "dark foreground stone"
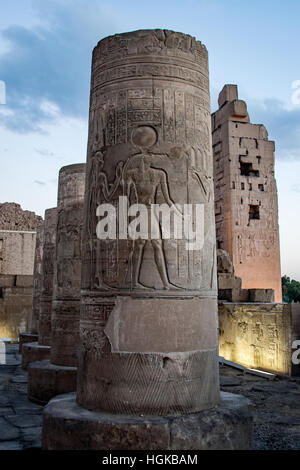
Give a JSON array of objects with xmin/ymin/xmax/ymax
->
[
  {"xmin": 18, "ymin": 333, "xmax": 38, "ymax": 354},
  {"xmin": 21, "ymin": 342, "xmax": 50, "ymax": 370},
  {"xmin": 43, "ymin": 391, "xmax": 253, "ymax": 450},
  {"xmin": 28, "ymin": 360, "xmax": 77, "ymax": 405}
]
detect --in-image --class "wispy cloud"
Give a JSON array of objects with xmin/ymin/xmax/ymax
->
[
  {"xmin": 291, "ymin": 183, "xmax": 300, "ymax": 193},
  {"xmin": 248, "ymin": 98, "xmax": 300, "ymax": 160},
  {"xmin": 0, "ymin": 0, "xmax": 117, "ymax": 133}
]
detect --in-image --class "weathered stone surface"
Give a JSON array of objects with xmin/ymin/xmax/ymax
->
[
  {"xmin": 219, "ymin": 302, "xmax": 299, "ymax": 375},
  {"xmin": 0, "ymin": 205, "xmax": 43, "ymax": 341},
  {"xmin": 0, "ymin": 203, "xmax": 42, "ymax": 231},
  {"xmin": 18, "ymin": 333, "xmax": 38, "ymax": 353},
  {"xmin": 27, "ymin": 165, "xmax": 85, "ymax": 405},
  {"xmin": 220, "ymin": 375, "xmax": 242, "ymax": 387},
  {"xmin": 50, "ymin": 163, "xmax": 85, "ymax": 367},
  {"xmin": 0, "ymin": 417, "xmax": 20, "ymax": 441},
  {"xmin": 28, "ymin": 360, "xmax": 77, "ymax": 405},
  {"xmin": 248, "ymin": 289, "xmax": 274, "ymax": 303},
  {"xmin": 0, "ymin": 285, "xmax": 33, "ymax": 341},
  {"xmin": 212, "ymin": 85, "xmax": 282, "ymax": 302},
  {"xmin": 77, "ymin": 29, "xmax": 219, "ymax": 416},
  {"xmin": 0, "ymin": 231, "xmax": 36, "ymax": 276},
  {"xmin": 43, "ymin": 391, "xmax": 253, "ymax": 450},
  {"xmin": 38, "ymin": 208, "xmax": 57, "ymax": 346},
  {"xmin": 21, "ymin": 342, "xmax": 50, "ymax": 370},
  {"xmin": 30, "ymin": 224, "xmax": 44, "ymax": 334}
]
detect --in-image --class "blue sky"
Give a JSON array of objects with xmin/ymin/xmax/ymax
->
[{"xmin": 0, "ymin": 0, "xmax": 299, "ymax": 279}]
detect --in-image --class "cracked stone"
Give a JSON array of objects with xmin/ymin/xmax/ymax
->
[
  {"xmin": 6, "ymin": 414, "xmax": 43, "ymax": 428},
  {"xmin": 0, "ymin": 441, "xmax": 23, "ymax": 450},
  {"xmin": 0, "ymin": 417, "xmax": 20, "ymax": 441}
]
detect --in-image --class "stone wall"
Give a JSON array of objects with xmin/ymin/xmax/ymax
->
[
  {"xmin": 0, "ymin": 202, "xmax": 42, "ymax": 231},
  {"xmin": 219, "ymin": 302, "xmax": 300, "ymax": 376},
  {"xmin": 0, "ymin": 231, "xmax": 36, "ymax": 276},
  {"xmin": 212, "ymin": 85, "xmax": 282, "ymax": 302},
  {"xmin": 0, "ymin": 203, "xmax": 43, "ymax": 340},
  {"xmin": 0, "ymin": 279, "xmax": 33, "ymax": 341}
]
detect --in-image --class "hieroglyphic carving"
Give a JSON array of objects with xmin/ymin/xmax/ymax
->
[
  {"xmin": 80, "ymin": 301, "xmax": 114, "ymax": 356},
  {"xmin": 83, "ymin": 30, "xmax": 216, "ymax": 295},
  {"xmin": 77, "ymin": 30, "xmax": 219, "ymax": 417}
]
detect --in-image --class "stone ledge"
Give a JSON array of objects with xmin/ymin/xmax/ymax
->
[
  {"xmin": 43, "ymin": 391, "xmax": 253, "ymax": 450},
  {"xmin": 21, "ymin": 342, "xmax": 50, "ymax": 370},
  {"xmin": 28, "ymin": 360, "xmax": 77, "ymax": 405}
]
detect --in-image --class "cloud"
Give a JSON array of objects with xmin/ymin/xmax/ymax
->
[
  {"xmin": 0, "ymin": 0, "xmax": 117, "ymax": 133},
  {"xmin": 34, "ymin": 147, "xmax": 54, "ymax": 157},
  {"xmin": 291, "ymin": 184, "xmax": 300, "ymax": 193},
  {"xmin": 248, "ymin": 98, "xmax": 300, "ymax": 160},
  {"xmin": 34, "ymin": 180, "xmax": 46, "ymax": 185}
]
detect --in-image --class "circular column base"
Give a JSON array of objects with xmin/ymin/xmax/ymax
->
[
  {"xmin": 19, "ymin": 333, "xmax": 38, "ymax": 353},
  {"xmin": 21, "ymin": 342, "xmax": 50, "ymax": 370},
  {"xmin": 43, "ymin": 391, "xmax": 253, "ymax": 450},
  {"xmin": 28, "ymin": 360, "xmax": 77, "ymax": 405}
]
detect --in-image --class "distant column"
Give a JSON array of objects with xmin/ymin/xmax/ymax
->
[{"xmin": 38, "ymin": 208, "xmax": 57, "ymax": 345}]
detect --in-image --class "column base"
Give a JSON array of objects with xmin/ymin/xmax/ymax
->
[
  {"xmin": 19, "ymin": 333, "xmax": 38, "ymax": 353},
  {"xmin": 21, "ymin": 342, "xmax": 50, "ymax": 370},
  {"xmin": 28, "ymin": 360, "xmax": 77, "ymax": 405},
  {"xmin": 43, "ymin": 391, "xmax": 253, "ymax": 450}
]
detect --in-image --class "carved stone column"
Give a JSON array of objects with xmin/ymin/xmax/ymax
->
[
  {"xmin": 78, "ymin": 28, "xmax": 219, "ymax": 415},
  {"xmin": 19, "ymin": 223, "xmax": 44, "ymax": 352},
  {"xmin": 22, "ymin": 208, "xmax": 56, "ymax": 370},
  {"xmin": 43, "ymin": 30, "xmax": 252, "ymax": 450},
  {"xmin": 28, "ymin": 164, "xmax": 85, "ymax": 404},
  {"xmin": 31, "ymin": 223, "xmax": 44, "ymax": 334},
  {"xmin": 38, "ymin": 207, "xmax": 57, "ymax": 345}
]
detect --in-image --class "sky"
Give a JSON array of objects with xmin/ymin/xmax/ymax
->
[{"xmin": 0, "ymin": 0, "xmax": 299, "ymax": 280}]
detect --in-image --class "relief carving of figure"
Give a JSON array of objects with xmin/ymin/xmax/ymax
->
[
  {"xmin": 92, "ymin": 151, "xmax": 123, "ymax": 288},
  {"xmin": 123, "ymin": 154, "xmax": 181, "ymax": 290}
]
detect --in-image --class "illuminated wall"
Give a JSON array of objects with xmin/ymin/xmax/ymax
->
[{"xmin": 219, "ymin": 302, "xmax": 300, "ymax": 376}]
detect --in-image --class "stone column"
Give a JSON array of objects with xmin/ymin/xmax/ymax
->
[
  {"xmin": 38, "ymin": 207, "xmax": 57, "ymax": 345},
  {"xmin": 19, "ymin": 223, "xmax": 44, "ymax": 352},
  {"xmin": 22, "ymin": 208, "xmax": 57, "ymax": 370},
  {"xmin": 31, "ymin": 223, "xmax": 44, "ymax": 334},
  {"xmin": 28, "ymin": 164, "xmax": 85, "ymax": 404},
  {"xmin": 43, "ymin": 30, "xmax": 252, "ymax": 450}
]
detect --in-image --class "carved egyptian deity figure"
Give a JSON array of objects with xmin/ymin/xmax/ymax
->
[
  {"xmin": 124, "ymin": 155, "xmax": 180, "ymax": 290},
  {"xmin": 94, "ymin": 151, "xmax": 123, "ymax": 288}
]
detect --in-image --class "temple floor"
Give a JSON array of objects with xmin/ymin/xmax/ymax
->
[{"xmin": 0, "ymin": 343, "xmax": 299, "ymax": 450}]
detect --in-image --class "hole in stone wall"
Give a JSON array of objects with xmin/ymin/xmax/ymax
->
[
  {"xmin": 241, "ymin": 182, "xmax": 245, "ymax": 190},
  {"xmin": 162, "ymin": 357, "xmax": 171, "ymax": 369},
  {"xmin": 258, "ymin": 184, "xmax": 264, "ymax": 191},
  {"xmin": 240, "ymin": 161, "xmax": 260, "ymax": 177},
  {"xmin": 249, "ymin": 204, "xmax": 260, "ymax": 220}
]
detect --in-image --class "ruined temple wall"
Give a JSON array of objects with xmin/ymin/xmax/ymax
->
[
  {"xmin": 219, "ymin": 302, "xmax": 299, "ymax": 375},
  {"xmin": 212, "ymin": 85, "xmax": 282, "ymax": 302},
  {"xmin": 0, "ymin": 230, "xmax": 36, "ymax": 276},
  {"xmin": 291, "ymin": 304, "xmax": 300, "ymax": 376},
  {"xmin": 0, "ymin": 286, "xmax": 33, "ymax": 340}
]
